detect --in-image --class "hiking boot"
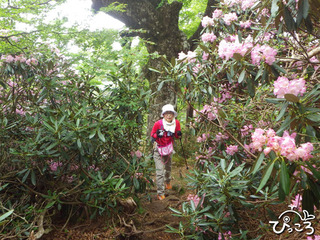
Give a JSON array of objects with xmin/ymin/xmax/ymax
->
[
  {"xmin": 157, "ymin": 194, "xmax": 165, "ymax": 200},
  {"xmin": 165, "ymin": 182, "xmax": 172, "ymax": 190}
]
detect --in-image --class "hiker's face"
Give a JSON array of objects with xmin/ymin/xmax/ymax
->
[{"xmin": 164, "ymin": 112, "xmax": 174, "ymax": 122}]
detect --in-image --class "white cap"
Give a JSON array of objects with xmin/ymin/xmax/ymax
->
[{"xmin": 161, "ymin": 104, "xmax": 177, "ymax": 117}]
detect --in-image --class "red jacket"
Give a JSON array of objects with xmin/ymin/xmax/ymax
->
[{"xmin": 151, "ymin": 119, "xmax": 181, "ymax": 146}]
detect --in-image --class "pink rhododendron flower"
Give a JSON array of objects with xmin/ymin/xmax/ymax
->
[
  {"xmin": 273, "ymin": 76, "xmax": 290, "ymax": 98},
  {"xmin": 201, "ymin": 16, "xmax": 214, "ymax": 27},
  {"xmin": 240, "ymin": 20, "xmax": 252, "ymax": 28},
  {"xmin": 291, "ymin": 194, "xmax": 302, "ymax": 211},
  {"xmin": 5, "ymin": 55, "xmax": 15, "ymax": 63},
  {"xmin": 273, "ymin": 76, "xmax": 306, "ymax": 98},
  {"xmin": 218, "ymin": 231, "xmax": 232, "ymax": 240},
  {"xmin": 187, "ymin": 194, "xmax": 202, "ymax": 207},
  {"xmin": 226, "ymin": 145, "xmax": 238, "ymax": 155},
  {"xmin": 250, "ymin": 129, "xmax": 313, "ymax": 161},
  {"xmin": 241, "ymin": 0, "xmax": 257, "ymax": 10},
  {"xmin": 250, "ymin": 128, "xmax": 267, "ymax": 151},
  {"xmin": 201, "ymin": 33, "xmax": 217, "ymax": 43},
  {"xmin": 307, "ymin": 235, "xmax": 320, "ymax": 240},
  {"xmin": 134, "ymin": 150, "xmax": 143, "ymax": 158},
  {"xmin": 218, "ymin": 36, "xmax": 253, "ymax": 60},
  {"xmin": 49, "ymin": 160, "xmax": 62, "ymax": 172},
  {"xmin": 197, "ymin": 133, "xmax": 210, "ymax": 143},
  {"xmin": 215, "ymin": 132, "xmax": 229, "ymax": 142},
  {"xmin": 223, "ymin": 12, "xmax": 238, "ymax": 25},
  {"xmin": 202, "ymin": 52, "xmax": 209, "ymax": 60},
  {"xmin": 262, "ymin": 45, "xmax": 277, "ymax": 65},
  {"xmin": 178, "ymin": 51, "xmax": 197, "ymax": 63},
  {"xmin": 88, "ymin": 165, "xmax": 99, "ymax": 171},
  {"xmin": 261, "ymin": 8, "xmax": 269, "ymax": 16},
  {"xmin": 310, "ymin": 56, "xmax": 320, "ymax": 71},
  {"xmin": 251, "ymin": 44, "xmax": 277, "ymax": 65},
  {"xmin": 212, "ymin": 9, "xmax": 223, "ymax": 19},
  {"xmin": 240, "ymin": 125, "xmax": 253, "ymax": 137}
]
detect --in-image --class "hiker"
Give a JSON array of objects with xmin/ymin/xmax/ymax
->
[{"xmin": 150, "ymin": 104, "xmax": 182, "ymax": 200}]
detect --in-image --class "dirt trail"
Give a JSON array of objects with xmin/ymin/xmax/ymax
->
[{"xmin": 42, "ymin": 165, "xmax": 192, "ymax": 240}]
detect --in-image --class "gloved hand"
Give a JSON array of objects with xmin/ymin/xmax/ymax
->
[
  {"xmin": 157, "ymin": 129, "xmax": 164, "ymax": 138},
  {"xmin": 177, "ymin": 131, "xmax": 182, "ymax": 137}
]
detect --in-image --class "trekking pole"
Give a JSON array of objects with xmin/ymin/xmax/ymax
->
[{"xmin": 179, "ymin": 138, "xmax": 189, "ymax": 170}]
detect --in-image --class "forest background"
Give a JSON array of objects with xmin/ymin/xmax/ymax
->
[{"xmin": 0, "ymin": 0, "xmax": 320, "ymax": 239}]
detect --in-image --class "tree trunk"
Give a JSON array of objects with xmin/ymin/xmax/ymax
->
[{"xmin": 91, "ymin": 0, "xmax": 216, "ymax": 136}]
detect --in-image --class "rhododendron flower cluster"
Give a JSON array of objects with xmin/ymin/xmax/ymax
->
[
  {"xmin": 273, "ymin": 76, "xmax": 306, "ymax": 98},
  {"xmin": 307, "ymin": 235, "xmax": 320, "ymax": 240},
  {"xmin": 226, "ymin": 145, "xmax": 238, "ymax": 155},
  {"xmin": 240, "ymin": 124, "xmax": 253, "ymax": 137},
  {"xmin": 218, "ymin": 35, "xmax": 253, "ymax": 60},
  {"xmin": 178, "ymin": 51, "xmax": 197, "ymax": 63},
  {"xmin": 201, "ymin": 33, "xmax": 217, "ymax": 43},
  {"xmin": 218, "ymin": 230, "xmax": 232, "ymax": 240},
  {"xmin": 1, "ymin": 54, "xmax": 38, "ymax": 66},
  {"xmin": 196, "ymin": 104, "xmax": 218, "ymax": 122},
  {"xmin": 215, "ymin": 132, "xmax": 229, "ymax": 142},
  {"xmin": 291, "ymin": 194, "xmax": 302, "ymax": 211},
  {"xmin": 249, "ymin": 129, "xmax": 313, "ymax": 161},
  {"xmin": 201, "ymin": 16, "xmax": 215, "ymax": 27},
  {"xmin": 223, "ymin": 12, "xmax": 238, "ymax": 25},
  {"xmin": 240, "ymin": 20, "xmax": 252, "ymax": 28},
  {"xmin": 251, "ymin": 44, "xmax": 277, "ymax": 65},
  {"xmin": 131, "ymin": 150, "xmax": 143, "ymax": 158},
  {"xmin": 48, "ymin": 160, "xmax": 62, "ymax": 172},
  {"xmin": 197, "ymin": 133, "xmax": 210, "ymax": 143},
  {"xmin": 222, "ymin": 0, "xmax": 258, "ymax": 10},
  {"xmin": 187, "ymin": 194, "xmax": 202, "ymax": 208}
]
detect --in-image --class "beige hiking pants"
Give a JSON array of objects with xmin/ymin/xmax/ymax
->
[{"xmin": 153, "ymin": 144, "xmax": 172, "ymax": 196}]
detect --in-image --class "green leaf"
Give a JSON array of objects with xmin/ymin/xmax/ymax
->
[
  {"xmin": 280, "ymin": 159, "xmax": 290, "ymax": 196},
  {"xmin": 283, "ymin": 7, "xmax": 296, "ymax": 32},
  {"xmin": 251, "ymin": 153, "xmax": 265, "ymax": 175},
  {"xmin": 133, "ymin": 177, "xmax": 140, "ymax": 190},
  {"xmin": 256, "ymin": 161, "xmax": 275, "ymax": 193},
  {"xmin": 0, "ymin": 183, "xmax": 9, "ymax": 192},
  {"xmin": 306, "ymin": 125, "xmax": 316, "ymax": 138},
  {"xmin": 276, "ymin": 116, "xmax": 293, "ymax": 135},
  {"xmin": 220, "ymin": 159, "xmax": 226, "ymax": 172},
  {"xmin": 302, "ymin": 189, "xmax": 315, "ymax": 214},
  {"xmin": 97, "ymin": 129, "xmax": 106, "ymax": 142},
  {"xmin": 89, "ymin": 130, "xmax": 96, "ymax": 139},
  {"xmin": 22, "ymin": 169, "xmax": 30, "ymax": 183},
  {"xmin": 77, "ymin": 139, "xmax": 82, "ymax": 149},
  {"xmin": 306, "ymin": 113, "xmax": 320, "ymax": 122},
  {"xmin": 115, "ymin": 178, "xmax": 124, "ymax": 189},
  {"xmin": 302, "ymin": 0, "xmax": 310, "ymax": 19},
  {"xmin": 265, "ymin": 98, "xmax": 286, "ymax": 104},
  {"xmin": 276, "ymin": 102, "xmax": 288, "ymax": 121},
  {"xmin": 31, "ymin": 170, "xmax": 36, "ymax": 186},
  {"xmin": 305, "ymin": 162, "xmax": 320, "ymax": 181},
  {"xmin": 157, "ymin": 81, "xmax": 164, "ymax": 91},
  {"xmin": 169, "ymin": 207, "xmax": 182, "ymax": 215},
  {"xmin": 238, "ymin": 69, "xmax": 246, "ymax": 83},
  {"xmin": 246, "ymin": 77, "xmax": 255, "ymax": 98},
  {"xmin": 46, "ymin": 142, "xmax": 58, "ymax": 151},
  {"xmin": 272, "ymin": 63, "xmax": 287, "ymax": 74},
  {"xmin": 45, "ymin": 201, "xmax": 56, "ymax": 209},
  {"xmin": 271, "ymin": 0, "xmax": 280, "ymax": 17},
  {"xmin": 0, "ymin": 209, "xmax": 14, "ymax": 222},
  {"xmin": 284, "ymin": 94, "xmax": 299, "ymax": 103}
]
